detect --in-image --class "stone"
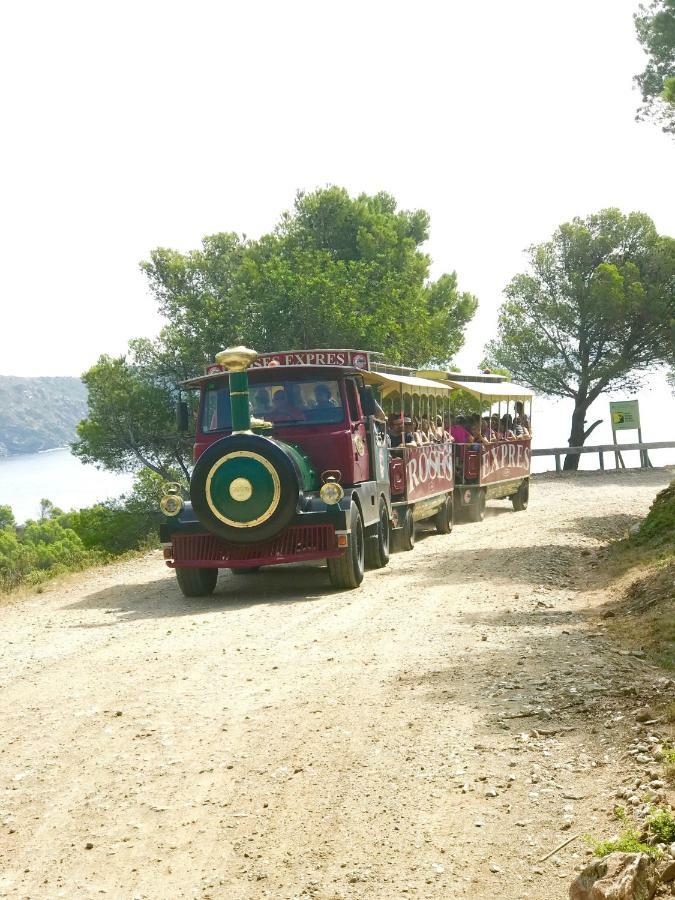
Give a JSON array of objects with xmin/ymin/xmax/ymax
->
[
  {"xmin": 568, "ymin": 852, "xmax": 657, "ymax": 900},
  {"xmin": 659, "ymin": 860, "xmax": 675, "ymax": 883}
]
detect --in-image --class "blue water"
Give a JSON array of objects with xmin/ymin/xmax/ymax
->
[{"xmin": 0, "ymin": 449, "xmax": 134, "ymax": 524}]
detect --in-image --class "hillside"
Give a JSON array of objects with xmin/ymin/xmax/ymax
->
[{"xmin": 0, "ymin": 376, "xmax": 88, "ymax": 455}]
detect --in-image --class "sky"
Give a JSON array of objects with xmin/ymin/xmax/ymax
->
[{"xmin": 1, "ymin": 0, "xmax": 673, "ymax": 452}]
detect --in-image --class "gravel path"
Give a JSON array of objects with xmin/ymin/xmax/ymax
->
[{"xmin": 0, "ymin": 468, "xmax": 672, "ymax": 900}]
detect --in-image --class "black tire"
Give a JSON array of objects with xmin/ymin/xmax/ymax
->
[
  {"xmin": 466, "ymin": 488, "xmax": 486, "ymax": 523},
  {"xmin": 435, "ymin": 494, "xmax": 454, "ymax": 534},
  {"xmin": 392, "ymin": 506, "xmax": 415, "ymax": 552},
  {"xmin": 327, "ymin": 502, "xmax": 365, "ymax": 589},
  {"xmin": 512, "ymin": 479, "xmax": 529, "ymax": 511},
  {"xmin": 175, "ymin": 567, "xmax": 218, "ymax": 598},
  {"xmin": 230, "ymin": 567, "xmax": 261, "ymax": 575},
  {"xmin": 190, "ymin": 433, "xmax": 300, "ymax": 544},
  {"xmin": 365, "ymin": 499, "xmax": 390, "ymax": 570}
]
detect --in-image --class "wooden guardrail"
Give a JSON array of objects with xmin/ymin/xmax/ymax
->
[{"xmin": 531, "ymin": 441, "xmax": 675, "ymax": 473}]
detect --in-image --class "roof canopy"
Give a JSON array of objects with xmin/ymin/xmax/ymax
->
[
  {"xmin": 442, "ymin": 378, "xmax": 533, "ymax": 401},
  {"xmin": 361, "ymin": 370, "xmax": 456, "ymax": 398}
]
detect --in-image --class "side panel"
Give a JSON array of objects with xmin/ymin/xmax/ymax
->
[
  {"xmin": 404, "ymin": 442, "xmax": 454, "ymax": 502},
  {"xmin": 480, "ymin": 439, "xmax": 531, "ymax": 485}
]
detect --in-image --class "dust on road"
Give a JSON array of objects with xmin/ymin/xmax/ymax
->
[{"xmin": 0, "ymin": 468, "xmax": 672, "ymax": 900}]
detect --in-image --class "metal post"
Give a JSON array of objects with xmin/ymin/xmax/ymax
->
[
  {"xmin": 599, "ymin": 450, "xmax": 604, "ymax": 470},
  {"xmin": 612, "ymin": 427, "xmax": 620, "ymax": 469},
  {"xmin": 555, "ymin": 453, "xmax": 561, "ymax": 474}
]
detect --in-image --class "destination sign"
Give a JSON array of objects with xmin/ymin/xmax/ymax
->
[{"xmin": 206, "ymin": 349, "xmax": 372, "ymax": 375}]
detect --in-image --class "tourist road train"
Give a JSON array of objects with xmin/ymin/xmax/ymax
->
[{"xmin": 158, "ymin": 347, "xmax": 533, "ymax": 597}]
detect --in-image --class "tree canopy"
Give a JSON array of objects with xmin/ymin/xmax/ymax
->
[
  {"xmin": 635, "ymin": 0, "xmax": 675, "ymax": 134},
  {"xmin": 75, "ymin": 187, "xmax": 477, "ymax": 476},
  {"xmin": 484, "ymin": 209, "xmax": 675, "ymax": 468}
]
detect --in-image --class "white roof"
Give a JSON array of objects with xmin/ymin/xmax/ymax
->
[
  {"xmin": 443, "ymin": 378, "xmax": 533, "ymax": 401},
  {"xmin": 361, "ymin": 370, "xmax": 456, "ymax": 396}
]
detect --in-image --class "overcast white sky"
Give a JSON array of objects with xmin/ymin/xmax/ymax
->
[{"xmin": 1, "ymin": 0, "xmax": 673, "ymax": 380}]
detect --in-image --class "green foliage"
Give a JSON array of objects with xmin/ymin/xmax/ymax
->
[
  {"xmin": 0, "ymin": 376, "xmax": 87, "ymax": 456},
  {"xmin": 586, "ymin": 807, "xmax": 662, "ymax": 859},
  {"xmin": 0, "ymin": 472, "xmax": 164, "ymax": 592},
  {"xmin": 76, "ymin": 188, "xmax": 477, "ymax": 478},
  {"xmin": 648, "ymin": 806, "xmax": 675, "ymax": 842},
  {"xmin": 485, "ymin": 209, "xmax": 675, "ymax": 460},
  {"xmin": 0, "ymin": 505, "xmax": 15, "ymax": 529},
  {"xmin": 73, "ymin": 354, "xmax": 190, "ymax": 480},
  {"xmin": 635, "ymin": 480, "xmax": 675, "ymax": 547},
  {"xmin": 635, "ymin": 0, "xmax": 675, "ymax": 134}
]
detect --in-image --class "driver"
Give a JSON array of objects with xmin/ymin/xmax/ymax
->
[{"xmin": 314, "ymin": 383, "xmax": 336, "ymax": 409}]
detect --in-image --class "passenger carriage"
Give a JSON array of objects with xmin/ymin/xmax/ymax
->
[{"xmin": 418, "ymin": 370, "xmax": 533, "ymax": 521}]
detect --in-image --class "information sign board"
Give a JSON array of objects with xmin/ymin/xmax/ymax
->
[{"xmin": 610, "ymin": 400, "xmax": 640, "ymax": 431}]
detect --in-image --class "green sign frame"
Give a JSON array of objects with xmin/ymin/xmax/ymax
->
[{"xmin": 610, "ymin": 400, "xmax": 640, "ymax": 431}]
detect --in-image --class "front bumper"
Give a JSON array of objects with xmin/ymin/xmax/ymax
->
[{"xmin": 160, "ymin": 498, "xmax": 350, "ymax": 569}]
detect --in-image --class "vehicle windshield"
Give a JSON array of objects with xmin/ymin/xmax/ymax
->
[{"xmin": 201, "ymin": 379, "xmax": 344, "ymax": 433}]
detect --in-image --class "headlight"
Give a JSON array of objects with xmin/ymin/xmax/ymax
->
[
  {"xmin": 160, "ymin": 494, "xmax": 184, "ymax": 516},
  {"xmin": 320, "ymin": 480, "xmax": 344, "ymax": 505}
]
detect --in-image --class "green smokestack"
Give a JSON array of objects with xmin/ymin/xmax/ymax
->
[{"xmin": 215, "ymin": 346, "xmax": 258, "ymax": 434}]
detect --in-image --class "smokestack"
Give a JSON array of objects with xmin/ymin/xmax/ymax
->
[{"xmin": 214, "ymin": 346, "xmax": 258, "ymax": 434}]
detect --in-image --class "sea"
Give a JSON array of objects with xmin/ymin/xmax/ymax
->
[
  {"xmin": 1, "ymin": 374, "xmax": 674, "ymax": 524},
  {"xmin": 0, "ymin": 449, "xmax": 134, "ymax": 524}
]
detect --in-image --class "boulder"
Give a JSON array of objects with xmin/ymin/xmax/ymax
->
[{"xmin": 569, "ymin": 852, "xmax": 658, "ymax": 900}]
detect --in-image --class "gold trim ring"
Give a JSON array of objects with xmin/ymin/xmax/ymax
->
[{"xmin": 205, "ymin": 450, "xmax": 281, "ymax": 528}]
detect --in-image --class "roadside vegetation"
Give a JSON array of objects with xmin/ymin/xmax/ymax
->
[
  {"xmin": 603, "ymin": 478, "xmax": 675, "ymax": 671},
  {"xmin": 0, "ymin": 471, "xmax": 164, "ymax": 594}
]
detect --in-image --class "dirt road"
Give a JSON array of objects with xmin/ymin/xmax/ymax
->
[{"xmin": 0, "ymin": 469, "xmax": 673, "ymax": 900}]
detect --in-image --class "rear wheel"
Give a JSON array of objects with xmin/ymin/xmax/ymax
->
[
  {"xmin": 393, "ymin": 506, "xmax": 415, "ymax": 551},
  {"xmin": 466, "ymin": 488, "xmax": 486, "ymax": 523},
  {"xmin": 365, "ymin": 499, "xmax": 390, "ymax": 570},
  {"xmin": 175, "ymin": 567, "xmax": 218, "ymax": 598},
  {"xmin": 435, "ymin": 494, "xmax": 454, "ymax": 534},
  {"xmin": 511, "ymin": 479, "xmax": 529, "ymax": 511},
  {"xmin": 328, "ymin": 503, "xmax": 365, "ymax": 589}
]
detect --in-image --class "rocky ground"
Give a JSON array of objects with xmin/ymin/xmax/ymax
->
[{"xmin": 0, "ymin": 467, "xmax": 673, "ymax": 899}]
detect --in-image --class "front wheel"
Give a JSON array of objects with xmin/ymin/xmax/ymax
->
[
  {"xmin": 512, "ymin": 479, "xmax": 529, "ymax": 511},
  {"xmin": 365, "ymin": 499, "xmax": 390, "ymax": 570},
  {"xmin": 435, "ymin": 494, "xmax": 454, "ymax": 534},
  {"xmin": 466, "ymin": 488, "xmax": 486, "ymax": 523},
  {"xmin": 175, "ymin": 567, "xmax": 218, "ymax": 598},
  {"xmin": 328, "ymin": 502, "xmax": 365, "ymax": 589}
]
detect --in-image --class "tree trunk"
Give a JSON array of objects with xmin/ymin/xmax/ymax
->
[{"xmin": 563, "ymin": 402, "xmax": 588, "ymax": 471}]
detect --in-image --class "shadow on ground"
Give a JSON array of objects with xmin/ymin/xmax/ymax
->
[{"xmin": 65, "ymin": 563, "xmax": 342, "ymax": 625}]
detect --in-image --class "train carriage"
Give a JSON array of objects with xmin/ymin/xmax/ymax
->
[{"xmin": 418, "ymin": 370, "xmax": 533, "ymax": 521}]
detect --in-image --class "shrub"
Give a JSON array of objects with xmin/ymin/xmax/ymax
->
[
  {"xmin": 635, "ymin": 481, "xmax": 675, "ymax": 548},
  {"xmin": 0, "ymin": 470, "xmax": 166, "ymax": 592}
]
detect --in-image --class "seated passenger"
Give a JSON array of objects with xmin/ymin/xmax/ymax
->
[
  {"xmin": 450, "ymin": 416, "xmax": 472, "ymax": 444},
  {"xmin": 269, "ymin": 389, "xmax": 305, "ymax": 422},
  {"xmin": 388, "ymin": 414, "xmax": 415, "ymax": 447},
  {"xmin": 434, "ymin": 415, "xmax": 451, "ymax": 442},
  {"xmin": 412, "ymin": 416, "xmax": 428, "ymax": 445},
  {"xmin": 481, "ymin": 416, "xmax": 497, "ymax": 444},
  {"xmin": 514, "ymin": 401, "xmax": 531, "ymax": 437},
  {"xmin": 314, "ymin": 383, "xmax": 337, "ymax": 410},
  {"xmin": 419, "ymin": 417, "xmax": 433, "ymax": 443},
  {"xmin": 500, "ymin": 414, "xmax": 516, "ymax": 440}
]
